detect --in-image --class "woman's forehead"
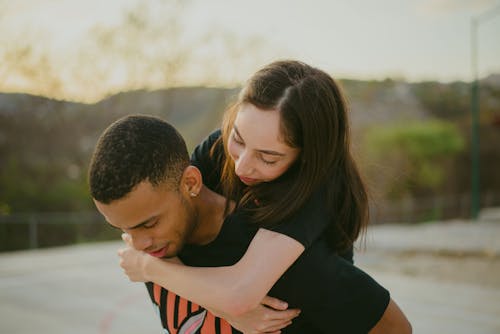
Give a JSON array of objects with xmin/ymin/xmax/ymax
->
[{"xmin": 235, "ymin": 105, "xmax": 290, "ymax": 151}]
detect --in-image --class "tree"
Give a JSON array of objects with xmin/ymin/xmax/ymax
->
[{"xmin": 363, "ymin": 120, "xmax": 465, "ymax": 199}]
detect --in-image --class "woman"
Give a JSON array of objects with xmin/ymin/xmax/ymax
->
[{"xmin": 120, "ymin": 60, "xmax": 376, "ymax": 331}]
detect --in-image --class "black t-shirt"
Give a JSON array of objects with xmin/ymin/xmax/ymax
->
[
  {"xmin": 191, "ymin": 129, "xmax": 345, "ymax": 253},
  {"xmin": 146, "ymin": 209, "xmax": 389, "ymax": 333},
  {"xmin": 144, "ymin": 131, "xmax": 389, "ymax": 333}
]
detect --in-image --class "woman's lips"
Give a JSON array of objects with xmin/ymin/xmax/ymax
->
[
  {"xmin": 147, "ymin": 246, "xmax": 168, "ymax": 258},
  {"xmin": 239, "ymin": 176, "xmax": 258, "ymax": 184}
]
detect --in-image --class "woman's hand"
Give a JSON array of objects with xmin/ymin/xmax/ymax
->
[
  {"xmin": 117, "ymin": 233, "xmax": 154, "ymax": 282},
  {"xmin": 214, "ymin": 296, "xmax": 300, "ymax": 334}
]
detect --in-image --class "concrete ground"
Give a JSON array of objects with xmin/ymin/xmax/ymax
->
[
  {"xmin": 0, "ymin": 242, "xmax": 161, "ymax": 334},
  {"xmin": 355, "ymin": 219, "xmax": 500, "ymax": 334},
  {"xmin": 1, "ymin": 219, "xmax": 499, "ymax": 334}
]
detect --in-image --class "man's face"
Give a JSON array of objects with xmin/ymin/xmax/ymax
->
[{"xmin": 94, "ymin": 181, "xmax": 197, "ymax": 258}]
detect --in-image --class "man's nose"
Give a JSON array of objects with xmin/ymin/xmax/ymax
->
[{"xmin": 128, "ymin": 232, "xmax": 153, "ymax": 251}]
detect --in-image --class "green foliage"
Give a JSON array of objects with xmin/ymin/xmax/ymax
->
[
  {"xmin": 367, "ymin": 121, "xmax": 464, "ymax": 158},
  {"xmin": 364, "ymin": 120, "xmax": 465, "ymax": 198},
  {"xmin": 0, "ymin": 79, "xmax": 498, "ymax": 246},
  {"xmin": 0, "ymin": 157, "xmax": 93, "ymax": 212}
]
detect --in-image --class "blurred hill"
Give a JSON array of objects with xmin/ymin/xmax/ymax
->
[
  {"xmin": 0, "ymin": 78, "xmax": 499, "ymax": 250},
  {"xmin": 0, "ymin": 87, "xmax": 239, "ymax": 213}
]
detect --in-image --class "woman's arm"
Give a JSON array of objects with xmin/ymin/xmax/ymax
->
[
  {"xmin": 119, "ymin": 228, "xmax": 304, "ymax": 316},
  {"xmin": 369, "ymin": 299, "xmax": 412, "ymax": 334}
]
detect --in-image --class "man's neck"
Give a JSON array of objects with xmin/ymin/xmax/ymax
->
[{"xmin": 187, "ymin": 185, "xmax": 232, "ymax": 245}]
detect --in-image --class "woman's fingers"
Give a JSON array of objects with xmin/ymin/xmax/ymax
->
[
  {"xmin": 265, "ymin": 308, "xmax": 300, "ymax": 322},
  {"xmin": 260, "ymin": 296, "xmax": 301, "ymax": 322},
  {"xmin": 261, "ymin": 296, "xmax": 288, "ymax": 310},
  {"xmin": 121, "ymin": 233, "xmax": 132, "ymax": 246},
  {"xmin": 260, "ymin": 319, "xmax": 292, "ymax": 332}
]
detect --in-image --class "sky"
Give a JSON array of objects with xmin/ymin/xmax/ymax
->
[
  {"xmin": 185, "ymin": 0, "xmax": 500, "ymax": 81},
  {"xmin": 1, "ymin": 0, "xmax": 499, "ymax": 101}
]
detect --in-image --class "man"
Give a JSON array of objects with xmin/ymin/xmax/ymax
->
[{"xmin": 89, "ymin": 115, "xmax": 411, "ymax": 333}]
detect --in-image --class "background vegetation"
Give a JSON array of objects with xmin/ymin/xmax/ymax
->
[
  {"xmin": 1, "ymin": 2, "xmax": 499, "ymax": 252},
  {"xmin": 1, "ymin": 77, "xmax": 499, "ymax": 251}
]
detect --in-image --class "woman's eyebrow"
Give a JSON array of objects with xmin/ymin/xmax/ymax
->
[
  {"xmin": 234, "ymin": 125, "xmax": 285, "ymax": 157},
  {"xmin": 258, "ymin": 149, "xmax": 285, "ymax": 156},
  {"xmin": 233, "ymin": 125, "xmax": 244, "ymax": 141}
]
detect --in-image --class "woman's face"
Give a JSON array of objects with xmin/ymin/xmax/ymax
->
[{"xmin": 227, "ymin": 103, "xmax": 300, "ymax": 186}]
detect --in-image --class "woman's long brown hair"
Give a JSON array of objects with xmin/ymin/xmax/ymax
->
[{"xmin": 213, "ymin": 60, "xmax": 369, "ymax": 252}]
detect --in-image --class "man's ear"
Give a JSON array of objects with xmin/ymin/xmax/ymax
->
[{"xmin": 180, "ymin": 165, "xmax": 203, "ymax": 198}]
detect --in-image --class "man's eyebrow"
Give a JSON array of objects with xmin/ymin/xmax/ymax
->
[
  {"xmin": 108, "ymin": 224, "xmax": 121, "ymax": 231},
  {"xmin": 122, "ymin": 216, "xmax": 158, "ymax": 230},
  {"xmin": 233, "ymin": 125, "xmax": 285, "ymax": 157}
]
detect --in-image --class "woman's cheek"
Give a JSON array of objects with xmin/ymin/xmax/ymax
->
[
  {"xmin": 267, "ymin": 162, "xmax": 294, "ymax": 180},
  {"xmin": 227, "ymin": 139, "xmax": 239, "ymax": 162},
  {"xmin": 262, "ymin": 165, "xmax": 285, "ymax": 181}
]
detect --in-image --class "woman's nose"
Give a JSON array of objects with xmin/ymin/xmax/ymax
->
[{"xmin": 234, "ymin": 151, "xmax": 254, "ymax": 176}]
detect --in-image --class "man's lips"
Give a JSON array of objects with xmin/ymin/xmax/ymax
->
[{"xmin": 147, "ymin": 246, "xmax": 168, "ymax": 258}]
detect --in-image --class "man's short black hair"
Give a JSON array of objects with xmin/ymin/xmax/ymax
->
[{"xmin": 89, "ymin": 115, "xmax": 189, "ymax": 204}]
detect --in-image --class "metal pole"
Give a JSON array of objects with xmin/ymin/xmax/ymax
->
[
  {"xmin": 29, "ymin": 216, "xmax": 38, "ymax": 249},
  {"xmin": 470, "ymin": 18, "xmax": 480, "ymax": 220},
  {"xmin": 470, "ymin": 4, "xmax": 500, "ymax": 220}
]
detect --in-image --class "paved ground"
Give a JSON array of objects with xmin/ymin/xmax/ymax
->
[
  {"xmin": 1, "ymin": 219, "xmax": 499, "ymax": 334},
  {"xmin": 355, "ymin": 219, "xmax": 500, "ymax": 334},
  {"xmin": 0, "ymin": 243, "xmax": 161, "ymax": 334}
]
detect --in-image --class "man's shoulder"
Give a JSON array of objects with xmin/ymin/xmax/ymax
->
[{"xmin": 180, "ymin": 212, "xmax": 258, "ymax": 267}]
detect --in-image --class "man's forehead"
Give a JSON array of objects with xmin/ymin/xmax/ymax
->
[{"xmin": 94, "ymin": 199, "xmax": 154, "ymax": 230}]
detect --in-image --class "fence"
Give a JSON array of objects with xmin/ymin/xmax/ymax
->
[
  {"xmin": 0, "ymin": 211, "xmax": 119, "ymax": 252},
  {"xmin": 371, "ymin": 191, "xmax": 500, "ymax": 223},
  {"xmin": 1, "ymin": 192, "xmax": 499, "ymax": 252}
]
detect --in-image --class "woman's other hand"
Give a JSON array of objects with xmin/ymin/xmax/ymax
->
[{"xmin": 214, "ymin": 296, "xmax": 300, "ymax": 334}]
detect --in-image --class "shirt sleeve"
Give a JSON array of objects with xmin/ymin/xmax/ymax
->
[
  {"xmin": 266, "ymin": 186, "xmax": 330, "ymax": 249},
  {"xmin": 190, "ymin": 129, "xmax": 224, "ymax": 194},
  {"xmin": 269, "ymin": 239, "xmax": 390, "ymax": 333}
]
